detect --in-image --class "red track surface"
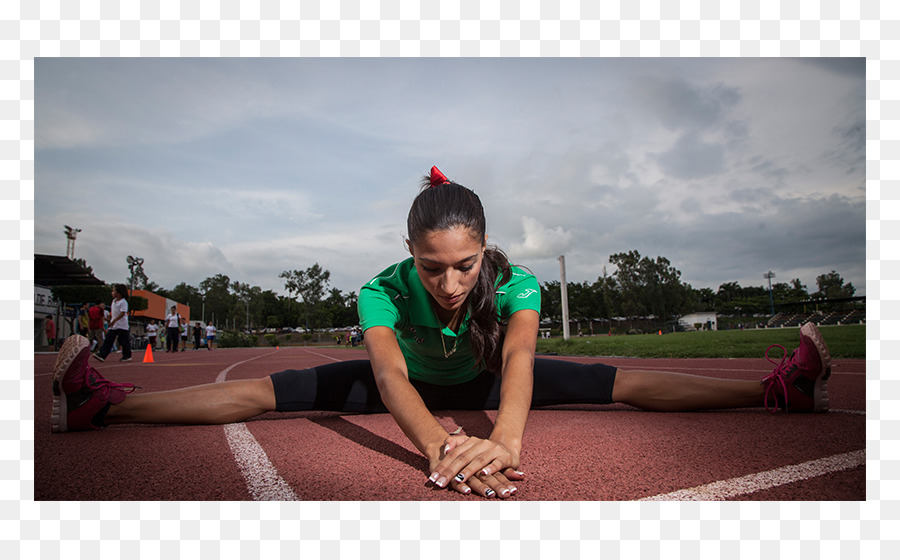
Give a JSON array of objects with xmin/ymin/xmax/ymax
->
[{"xmin": 34, "ymin": 346, "xmax": 865, "ymax": 501}]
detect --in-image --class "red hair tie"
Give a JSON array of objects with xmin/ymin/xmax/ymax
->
[{"xmin": 429, "ymin": 166, "xmax": 450, "ymax": 188}]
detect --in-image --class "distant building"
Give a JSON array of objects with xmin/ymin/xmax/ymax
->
[
  {"xmin": 679, "ymin": 312, "xmax": 717, "ymax": 331},
  {"xmin": 130, "ymin": 289, "xmax": 190, "ymax": 323}
]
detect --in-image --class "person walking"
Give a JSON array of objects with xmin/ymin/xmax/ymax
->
[
  {"xmin": 205, "ymin": 323, "xmax": 216, "ymax": 350},
  {"xmin": 86, "ymin": 302, "xmax": 105, "ymax": 351},
  {"xmin": 92, "ymin": 284, "xmax": 131, "ymax": 363}
]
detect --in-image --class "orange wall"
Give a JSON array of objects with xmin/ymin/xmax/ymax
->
[{"xmin": 131, "ymin": 290, "xmax": 191, "ymax": 322}]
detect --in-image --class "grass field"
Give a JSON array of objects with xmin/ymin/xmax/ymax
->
[{"xmin": 534, "ymin": 324, "xmax": 865, "ymax": 359}]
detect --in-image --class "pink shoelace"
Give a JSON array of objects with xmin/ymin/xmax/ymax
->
[
  {"xmin": 760, "ymin": 344, "xmax": 790, "ymax": 413},
  {"xmin": 85, "ymin": 365, "xmax": 138, "ymax": 401}
]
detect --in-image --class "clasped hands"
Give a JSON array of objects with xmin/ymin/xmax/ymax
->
[{"xmin": 428, "ymin": 430, "xmax": 524, "ymax": 498}]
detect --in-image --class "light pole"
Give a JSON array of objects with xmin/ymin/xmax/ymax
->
[
  {"xmin": 64, "ymin": 225, "xmax": 81, "ymax": 259},
  {"xmin": 764, "ymin": 271, "xmax": 776, "ymax": 317},
  {"xmin": 558, "ymin": 255, "xmax": 570, "ymax": 341},
  {"xmin": 126, "ymin": 255, "xmax": 144, "ymax": 296}
]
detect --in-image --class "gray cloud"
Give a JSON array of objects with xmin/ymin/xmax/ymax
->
[{"xmin": 652, "ymin": 132, "xmax": 726, "ymax": 180}]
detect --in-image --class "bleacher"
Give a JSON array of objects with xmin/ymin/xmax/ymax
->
[{"xmin": 767, "ymin": 310, "xmax": 864, "ymax": 327}]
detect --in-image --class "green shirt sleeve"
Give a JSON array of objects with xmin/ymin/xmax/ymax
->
[
  {"xmin": 497, "ymin": 266, "xmax": 542, "ymax": 319},
  {"xmin": 358, "ymin": 262, "xmax": 404, "ymax": 332}
]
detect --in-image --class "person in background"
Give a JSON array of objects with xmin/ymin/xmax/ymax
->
[
  {"xmin": 93, "ymin": 284, "xmax": 131, "ymax": 363},
  {"xmin": 44, "ymin": 315, "xmax": 56, "ymax": 348},
  {"xmin": 205, "ymin": 323, "xmax": 217, "ymax": 350},
  {"xmin": 165, "ymin": 306, "xmax": 180, "ymax": 353},
  {"xmin": 145, "ymin": 320, "xmax": 158, "ymax": 350},
  {"xmin": 87, "ymin": 302, "xmax": 105, "ymax": 351},
  {"xmin": 78, "ymin": 303, "xmax": 90, "ymax": 337},
  {"xmin": 192, "ymin": 322, "xmax": 202, "ymax": 350},
  {"xmin": 180, "ymin": 317, "xmax": 189, "ymax": 352}
]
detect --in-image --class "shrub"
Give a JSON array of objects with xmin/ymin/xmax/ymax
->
[
  {"xmin": 219, "ymin": 330, "xmax": 256, "ymax": 348},
  {"xmin": 264, "ymin": 333, "xmax": 278, "ymax": 347}
]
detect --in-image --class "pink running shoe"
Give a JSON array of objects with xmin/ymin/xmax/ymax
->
[
  {"xmin": 51, "ymin": 335, "xmax": 138, "ymax": 432},
  {"xmin": 760, "ymin": 322, "xmax": 832, "ymax": 413}
]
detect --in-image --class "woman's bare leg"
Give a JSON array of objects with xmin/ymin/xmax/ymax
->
[
  {"xmin": 612, "ymin": 369, "xmax": 763, "ymax": 411},
  {"xmin": 105, "ymin": 376, "xmax": 277, "ymax": 425}
]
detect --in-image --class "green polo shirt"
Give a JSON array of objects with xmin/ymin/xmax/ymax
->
[{"xmin": 358, "ymin": 257, "xmax": 541, "ymax": 385}]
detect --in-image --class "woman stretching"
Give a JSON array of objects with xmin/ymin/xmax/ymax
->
[{"xmin": 50, "ymin": 166, "xmax": 832, "ymax": 499}]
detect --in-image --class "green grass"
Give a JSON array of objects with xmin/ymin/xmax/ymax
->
[{"xmin": 535, "ymin": 324, "xmax": 865, "ymax": 359}]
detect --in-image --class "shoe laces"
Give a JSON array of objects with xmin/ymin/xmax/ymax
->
[
  {"xmin": 760, "ymin": 344, "xmax": 793, "ymax": 413},
  {"xmin": 85, "ymin": 365, "xmax": 138, "ymax": 401}
]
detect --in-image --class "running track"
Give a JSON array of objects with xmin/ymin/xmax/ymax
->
[{"xmin": 34, "ymin": 345, "xmax": 865, "ymax": 501}]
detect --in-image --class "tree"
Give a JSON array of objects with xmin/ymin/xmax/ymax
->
[
  {"xmin": 539, "ymin": 280, "xmax": 561, "ymax": 322},
  {"xmin": 814, "ymin": 270, "xmax": 855, "ymax": 299},
  {"xmin": 73, "ymin": 258, "xmax": 93, "ymax": 275},
  {"xmin": 608, "ymin": 251, "xmax": 690, "ymax": 321},
  {"xmin": 773, "ymin": 279, "xmax": 809, "ymax": 303},
  {"xmin": 169, "ymin": 282, "xmax": 201, "ymax": 310},
  {"xmin": 280, "ymin": 264, "xmax": 332, "ymax": 331},
  {"xmin": 199, "ymin": 274, "xmax": 232, "ymax": 326}
]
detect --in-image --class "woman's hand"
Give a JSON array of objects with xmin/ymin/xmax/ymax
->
[{"xmin": 428, "ymin": 435, "xmax": 525, "ymax": 498}]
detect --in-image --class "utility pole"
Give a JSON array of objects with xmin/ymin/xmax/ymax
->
[{"xmin": 558, "ymin": 255, "xmax": 570, "ymax": 341}]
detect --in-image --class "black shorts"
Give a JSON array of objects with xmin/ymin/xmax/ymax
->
[{"xmin": 270, "ymin": 358, "xmax": 618, "ymax": 413}]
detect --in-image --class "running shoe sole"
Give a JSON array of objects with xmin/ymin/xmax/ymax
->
[
  {"xmin": 800, "ymin": 322, "xmax": 832, "ymax": 412},
  {"xmin": 50, "ymin": 335, "xmax": 89, "ymax": 433}
]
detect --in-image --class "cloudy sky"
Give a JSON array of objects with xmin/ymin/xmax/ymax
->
[{"xmin": 35, "ymin": 58, "xmax": 865, "ymax": 301}]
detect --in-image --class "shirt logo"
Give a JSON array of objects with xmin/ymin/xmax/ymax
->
[{"xmin": 517, "ymin": 289, "xmax": 538, "ymax": 299}]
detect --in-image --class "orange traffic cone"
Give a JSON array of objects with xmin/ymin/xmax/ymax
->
[{"xmin": 143, "ymin": 344, "xmax": 155, "ymax": 363}]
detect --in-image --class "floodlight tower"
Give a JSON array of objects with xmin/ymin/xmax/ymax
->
[
  {"xmin": 764, "ymin": 271, "xmax": 776, "ymax": 317},
  {"xmin": 63, "ymin": 225, "xmax": 81, "ymax": 259},
  {"xmin": 127, "ymin": 256, "xmax": 144, "ymax": 296}
]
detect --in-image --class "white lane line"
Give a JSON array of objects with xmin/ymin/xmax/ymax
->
[
  {"xmin": 223, "ymin": 423, "xmax": 299, "ymax": 500},
  {"xmin": 217, "ymin": 350, "xmax": 298, "ymax": 500},
  {"xmin": 639, "ymin": 449, "xmax": 865, "ymax": 501},
  {"xmin": 300, "ymin": 348, "xmax": 344, "ymax": 363}
]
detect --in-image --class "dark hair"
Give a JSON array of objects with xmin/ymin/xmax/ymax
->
[
  {"xmin": 114, "ymin": 283, "xmax": 129, "ymax": 298},
  {"xmin": 408, "ymin": 174, "xmax": 513, "ymax": 373}
]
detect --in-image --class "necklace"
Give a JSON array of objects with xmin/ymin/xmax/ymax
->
[{"xmin": 433, "ymin": 303, "xmax": 462, "ymax": 358}]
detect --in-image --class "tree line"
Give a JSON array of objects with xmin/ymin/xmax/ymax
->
[
  {"xmin": 156, "ymin": 265, "xmax": 358, "ymax": 332},
  {"xmin": 55, "ymin": 251, "xmax": 858, "ymax": 333},
  {"xmin": 539, "ymin": 250, "xmax": 858, "ymax": 325}
]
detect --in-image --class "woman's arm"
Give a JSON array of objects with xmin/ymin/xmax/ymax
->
[
  {"xmin": 427, "ymin": 308, "xmax": 539, "ymax": 497},
  {"xmin": 364, "ymin": 326, "xmax": 463, "ymax": 482},
  {"xmin": 486, "ymin": 308, "xmax": 538, "ymax": 470}
]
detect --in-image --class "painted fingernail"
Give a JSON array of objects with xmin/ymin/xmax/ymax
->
[
  {"xmin": 510, "ymin": 486, "xmax": 518, "ymax": 495},
  {"xmin": 462, "ymin": 486, "xmax": 471, "ymax": 495},
  {"xmin": 436, "ymin": 476, "xmax": 448, "ymax": 488},
  {"xmin": 514, "ymin": 471, "xmax": 525, "ymax": 476},
  {"xmin": 481, "ymin": 468, "xmax": 491, "ymax": 476},
  {"xmin": 443, "ymin": 445, "xmax": 450, "ymax": 455},
  {"xmin": 485, "ymin": 489, "xmax": 495, "ymax": 497},
  {"xmin": 454, "ymin": 473, "xmax": 465, "ymax": 482},
  {"xmin": 429, "ymin": 472, "xmax": 439, "ymax": 483},
  {"xmin": 500, "ymin": 489, "xmax": 510, "ymax": 497}
]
